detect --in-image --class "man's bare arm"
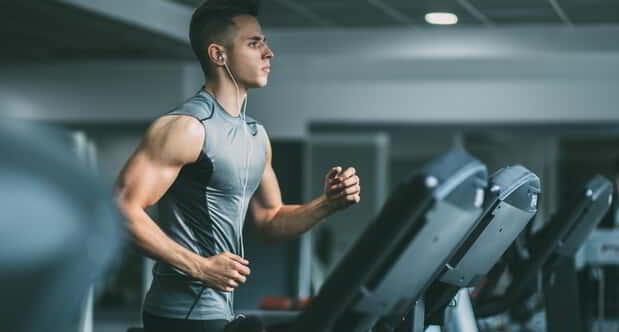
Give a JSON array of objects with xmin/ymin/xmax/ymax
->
[
  {"xmin": 116, "ymin": 116, "xmax": 249, "ymax": 292},
  {"xmin": 249, "ymin": 139, "xmax": 361, "ymax": 242}
]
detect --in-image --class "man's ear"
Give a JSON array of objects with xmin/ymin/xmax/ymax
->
[{"xmin": 207, "ymin": 43, "xmax": 226, "ymax": 66}]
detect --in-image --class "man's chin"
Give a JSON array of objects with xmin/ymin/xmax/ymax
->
[{"xmin": 251, "ymin": 80, "xmax": 269, "ymax": 89}]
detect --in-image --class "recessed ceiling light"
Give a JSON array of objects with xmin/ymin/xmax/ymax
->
[{"xmin": 425, "ymin": 12, "xmax": 458, "ymax": 25}]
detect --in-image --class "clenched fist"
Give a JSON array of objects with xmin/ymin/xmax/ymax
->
[
  {"xmin": 323, "ymin": 166, "xmax": 361, "ymax": 211},
  {"xmin": 193, "ymin": 252, "xmax": 251, "ymax": 292}
]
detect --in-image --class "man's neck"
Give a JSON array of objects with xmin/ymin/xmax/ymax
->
[{"xmin": 203, "ymin": 78, "xmax": 248, "ymax": 118}]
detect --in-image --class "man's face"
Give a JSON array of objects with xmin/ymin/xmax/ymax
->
[{"xmin": 227, "ymin": 15, "xmax": 274, "ymax": 89}]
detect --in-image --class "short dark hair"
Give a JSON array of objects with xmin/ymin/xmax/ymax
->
[{"xmin": 190, "ymin": 0, "xmax": 259, "ymax": 77}]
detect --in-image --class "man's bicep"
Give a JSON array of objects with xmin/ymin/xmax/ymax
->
[{"xmin": 117, "ymin": 149, "xmax": 181, "ymax": 209}]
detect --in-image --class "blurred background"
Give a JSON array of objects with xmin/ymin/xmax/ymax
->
[{"xmin": 2, "ymin": 0, "xmax": 619, "ymax": 331}]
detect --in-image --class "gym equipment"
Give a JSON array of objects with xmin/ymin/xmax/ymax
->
[
  {"xmin": 263, "ymin": 149, "xmax": 488, "ymax": 332},
  {"xmin": 0, "ymin": 119, "xmax": 123, "ymax": 332},
  {"xmin": 576, "ymin": 212, "xmax": 619, "ymax": 331},
  {"xmin": 475, "ymin": 175, "xmax": 613, "ymax": 332},
  {"xmin": 420, "ymin": 165, "xmax": 541, "ymax": 331}
]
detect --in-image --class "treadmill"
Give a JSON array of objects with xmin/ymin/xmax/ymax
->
[
  {"xmin": 475, "ymin": 175, "xmax": 613, "ymax": 332},
  {"xmin": 419, "ymin": 165, "xmax": 541, "ymax": 331},
  {"xmin": 267, "ymin": 149, "xmax": 488, "ymax": 332}
]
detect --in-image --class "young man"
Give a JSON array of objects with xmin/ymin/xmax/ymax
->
[{"xmin": 115, "ymin": 1, "xmax": 361, "ymax": 331}]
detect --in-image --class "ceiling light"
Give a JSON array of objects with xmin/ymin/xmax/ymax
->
[{"xmin": 425, "ymin": 12, "xmax": 458, "ymax": 25}]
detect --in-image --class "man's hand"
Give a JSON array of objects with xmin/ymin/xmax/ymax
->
[
  {"xmin": 323, "ymin": 166, "xmax": 361, "ymax": 211},
  {"xmin": 194, "ymin": 252, "xmax": 251, "ymax": 292}
]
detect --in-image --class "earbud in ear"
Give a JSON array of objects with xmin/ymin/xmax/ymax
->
[{"xmin": 219, "ymin": 54, "xmax": 226, "ymax": 62}]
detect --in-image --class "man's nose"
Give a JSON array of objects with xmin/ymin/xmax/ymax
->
[{"xmin": 264, "ymin": 45, "xmax": 274, "ymax": 59}]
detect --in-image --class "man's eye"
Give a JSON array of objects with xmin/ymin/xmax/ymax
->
[{"xmin": 249, "ymin": 42, "xmax": 258, "ymax": 47}]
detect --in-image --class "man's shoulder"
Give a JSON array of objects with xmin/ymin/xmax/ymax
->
[
  {"xmin": 143, "ymin": 115, "xmax": 205, "ymax": 163},
  {"xmin": 148, "ymin": 115, "xmax": 204, "ymax": 145},
  {"xmin": 166, "ymin": 92, "xmax": 215, "ymax": 122}
]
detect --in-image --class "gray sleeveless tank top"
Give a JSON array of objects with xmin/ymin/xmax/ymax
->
[{"xmin": 143, "ymin": 90, "xmax": 268, "ymax": 320}]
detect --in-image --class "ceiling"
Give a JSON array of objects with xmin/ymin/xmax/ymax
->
[
  {"xmin": 0, "ymin": 0, "xmax": 191, "ymax": 61},
  {"xmin": 176, "ymin": 0, "xmax": 619, "ymax": 27},
  {"xmin": 1, "ymin": 0, "xmax": 618, "ymax": 62}
]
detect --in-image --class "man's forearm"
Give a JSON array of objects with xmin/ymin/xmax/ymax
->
[
  {"xmin": 260, "ymin": 195, "xmax": 336, "ymax": 241},
  {"xmin": 122, "ymin": 205, "xmax": 202, "ymax": 278}
]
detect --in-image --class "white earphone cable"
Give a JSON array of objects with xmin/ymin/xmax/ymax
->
[{"xmin": 224, "ymin": 61, "xmax": 252, "ymax": 259}]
